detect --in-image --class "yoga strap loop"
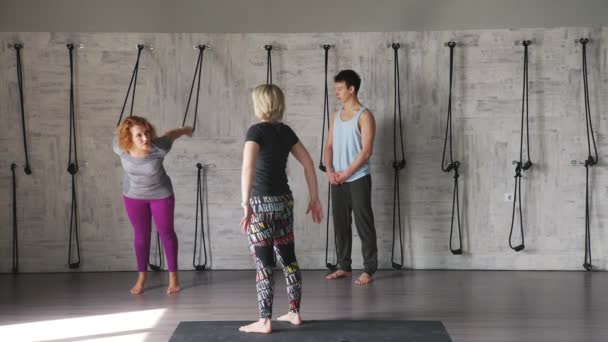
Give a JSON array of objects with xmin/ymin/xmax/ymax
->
[
  {"xmin": 116, "ymin": 44, "xmax": 144, "ymax": 126},
  {"xmin": 66, "ymin": 43, "xmax": 81, "ymax": 268},
  {"xmin": 391, "ymin": 43, "xmax": 406, "ymax": 269},
  {"xmin": 509, "ymin": 40, "xmax": 533, "ymax": 252},
  {"xmin": 182, "ymin": 45, "xmax": 206, "ymax": 131},
  {"xmin": 441, "ymin": 41, "xmax": 463, "ymax": 255}
]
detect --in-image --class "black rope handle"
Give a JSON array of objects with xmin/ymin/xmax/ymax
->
[
  {"xmin": 391, "ymin": 43, "xmax": 405, "ymax": 269},
  {"xmin": 66, "ymin": 44, "xmax": 81, "ymax": 269},
  {"xmin": 116, "ymin": 44, "xmax": 144, "ymax": 126},
  {"xmin": 316, "ymin": 45, "xmax": 338, "ymax": 271},
  {"xmin": 441, "ymin": 42, "xmax": 463, "ymax": 255},
  {"xmin": 509, "ymin": 40, "xmax": 532, "ymax": 252},
  {"xmin": 67, "ymin": 174, "xmax": 81, "ymax": 268},
  {"xmin": 324, "ymin": 182, "xmax": 337, "ymax": 271},
  {"xmin": 580, "ymin": 38, "xmax": 598, "ymax": 271},
  {"xmin": 521, "ymin": 41, "xmax": 533, "ymax": 170},
  {"xmin": 14, "ymin": 44, "xmax": 32, "ymax": 175},
  {"xmin": 148, "ymin": 233, "xmax": 163, "ymax": 271},
  {"xmin": 193, "ymin": 163, "xmax": 209, "ymax": 271},
  {"xmin": 67, "ymin": 44, "xmax": 79, "ymax": 175},
  {"xmin": 182, "ymin": 45, "xmax": 206, "ymax": 132},
  {"xmin": 264, "ymin": 44, "xmax": 278, "ymax": 268},
  {"xmin": 265, "ymin": 45, "xmax": 273, "ymax": 85},
  {"xmin": 11, "ymin": 163, "xmax": 19, "ymax": 273},
  {"xmin": 319, "ymin": 44, "xmax": 331, "ymax": 172}
]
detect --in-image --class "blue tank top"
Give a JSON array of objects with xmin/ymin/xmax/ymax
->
[{"xmin": 331, "ymin": 106, "xmax": 371, "ymax": 183}]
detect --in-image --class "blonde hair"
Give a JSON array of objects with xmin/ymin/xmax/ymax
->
[
  {"xmin": 252, "ymin": 84, "xmax": 285, "ymax": 122},
  {"xmin": 116, "ymin": 116, "xmax": 157, "ymax": 152}
]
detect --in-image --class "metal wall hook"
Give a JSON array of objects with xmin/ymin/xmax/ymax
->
[
  {"xmin": 196, "ymin": 162, "xmax": 216, "ymax": 169},
  {"xmin": 514, "ymin": 39, "xmax": 534, "ymax": 46},
  {"xmin": 66, "ymin": 42, "xmax": 85, "ymax": 49},
  {"xmin": 263, "ymin": 43, "xmax": 285, "ymax": 51},
  {"xmin": 136, "ymin": 44, "xmax": 154, "ymax": 51}
]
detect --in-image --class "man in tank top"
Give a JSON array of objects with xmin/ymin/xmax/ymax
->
[{"xmin": 324, "ymin": 69, "xmax": 378, "ymax": 285}]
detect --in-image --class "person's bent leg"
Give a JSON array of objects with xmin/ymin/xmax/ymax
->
[
  {"xmin": 274, "ymin": 195, "xmax": 302, "ymax": 325},
  {"xmin": 240, "ymin": 195, "xmax": 275, "ymax": 334},
  {"xmin": 123, "ymin": 196, "xmax": 152, "ymax": 294},
  {"xmin": 327, "ymin": 184, "xmax": 353, "ymax": 280},
  {"xmin": 151, "ymin": 194, "xmax": 180, "ymax": 294},
  {"xmin": 351, "ymin": 175, "xmax": 378, "ymax": 285}
]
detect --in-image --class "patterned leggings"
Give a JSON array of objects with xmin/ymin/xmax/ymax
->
[{"xmin": 248, "ymin": 194, "xmax": 301, "ymax": 319}]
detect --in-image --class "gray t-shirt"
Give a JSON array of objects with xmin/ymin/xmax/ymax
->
[{"xmin": 112, "ymin": 135, "xmax": 174, "ymax": 199}]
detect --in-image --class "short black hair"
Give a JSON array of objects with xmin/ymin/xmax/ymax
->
[{"xmin": 334, "ymin": 69, "xmax": 361, "ymax": 94}]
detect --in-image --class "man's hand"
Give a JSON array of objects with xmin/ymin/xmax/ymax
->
[
  {"xmin": 334, "ymin": 171, "xmax": 351, "ymax": 184},
  {"xmin": 326, "ymin": 171, "xmax": 340, "ymax": 185}
]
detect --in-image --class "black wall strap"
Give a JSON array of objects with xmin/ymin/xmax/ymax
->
[
  {"xmin": 66, "ymin": 44, "xmax": 81, "ymax": 269},
  {"xmin": 193, "ymin": 163, "xmax": 209, "ymax": 271},
  {"xmin": 318, "ymin": 45, "xmax": 338, "ymax": 270},
  {"xmin": 14, "ymin": 44, "xmax": 32, "ymax": 175},
  {"xmin": 264, "ymin": 44, "xmax": 276, "ymax": 267},
  {"xmin": 11, "ymin": 163, "xmax": 19, "ymax": 273},
  {"xmin": 116, "ymin": 44, "xmax": 144, "ymax": 126},
  {"xmin": 182, "ymin": 45, "xmax": 206, "ymax": 131},
  {"xmin": 148, "ymin": 234, "xmax": 163, "ymax": 271},
  {"xmin": 391, "ymin": 43, "xmax": 406, "ymax": 269},
  {"xmin": 509, "ymin": 40, "xmax": 533, "ymax": 252},
  {"xmin": 441, "ymin": 42, "xmax": 463, "ymax": 255},
  {"xmin": 265, "ymin": 45, "xmax": 273, "ymax": 85},
  {"xmin": 323, "ymin": 182, "xmax": 337, "ymax": 271},
  {"xmin": 580, "ymin": 38, "xmax": 598, "ymax": 271},
  {"xmin": 319, "ymin": 44, "xmax": 331, "ymax": 172}
]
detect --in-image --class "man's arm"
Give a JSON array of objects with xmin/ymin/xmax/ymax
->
[{"xmin": 323, "ymin": 111, "xmax": 339, "ymax": 185}]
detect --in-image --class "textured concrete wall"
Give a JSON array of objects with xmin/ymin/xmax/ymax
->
[
  {"xmin": 1, "ymin": 0, "xmax": 608, "ymax": 33},
  {"xmin": 1, "ymin": 27, "xmax": 607, "ymax": 272}
]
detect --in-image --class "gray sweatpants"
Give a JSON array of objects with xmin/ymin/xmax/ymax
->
[{"xmin": 331, "ymin": 174, "xmax": 378, "ymax": 275}]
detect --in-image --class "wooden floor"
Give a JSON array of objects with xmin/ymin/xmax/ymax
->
[{"xmin": 1, "ymin": 270, "xmax": 607, "ymax": 341}]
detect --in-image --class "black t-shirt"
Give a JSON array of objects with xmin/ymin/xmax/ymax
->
[{"xmin": 245, "ymin": 122, "xmax": 299, "ymax": 196}]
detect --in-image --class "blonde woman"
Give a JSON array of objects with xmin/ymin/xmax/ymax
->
[
  {"xmin": 112, "ymin": 116, "xmax": 192, "ymax": 294},
  {"xmin": 239, "ymin": 84, "xmax": 323, "ymax": 333}
]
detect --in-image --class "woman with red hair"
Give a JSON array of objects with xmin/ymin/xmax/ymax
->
[{"xmin": 113, "ymin": 116, "xmax": 192, "ymax": 294}]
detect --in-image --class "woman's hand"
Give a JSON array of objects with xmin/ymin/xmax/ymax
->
[
  {"xmin": 306, "ymin": 198, "xmax": 323, "ymax": 224},
  {"xmin": 240, "ymin": 203, "xmax": 253, "ymax": 233},
  {"xmin": 183, "ymin": 126, "xmax": 194, "ymax": 137}
]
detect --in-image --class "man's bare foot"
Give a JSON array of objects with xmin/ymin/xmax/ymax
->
[
  {"xmin": 167, "ymin": 272, "xmax": 181, "ymax": 294},
  {"xmin": 355, "ymin": 272, "xmax": 374, "ymax": 285},
  {"xmin": 239, "ymin": 319, "xmax": 272, "ymax": 333},
  {"xmin": 325, "ymin": 270, "xmax": 352, "ymax": 280},
  {"xmin": 277, "ymin": 312, "xmax": 302, "ymax": 325},
  {"xmin": 130, "ymin": 272, "xmax": 147, "ymax": 294}
]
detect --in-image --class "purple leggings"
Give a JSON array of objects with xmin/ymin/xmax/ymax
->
[{"xmin": 123, "ymin": 195, "xmax": 178, "ymax": 272}]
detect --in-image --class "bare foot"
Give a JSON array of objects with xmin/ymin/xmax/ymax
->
[
  {"xmin": 239, "ymin": 319, "xmax": 272, "ymax": 333},
  {"xmin": 277, "ymin": 312, "xmax": 302, "ymax": 325},
  {"xmin": 167, "ymin": 272, "xmax": 181, "ymax": 295},
  {"xmin": 130, "ymin": 272, "xmax": 147, "ymax": 294},
  {"xmin": 325, "ymin": 270, "xmax": 352, "ymax": 280},
  {"xmin": 355, "ymin": 272, "xmax": 374, "ymax": 285}
]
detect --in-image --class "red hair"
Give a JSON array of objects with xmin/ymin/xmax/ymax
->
[{"xmin": 116, "ymin": 116, "xmax": 157, "ymax": 152}]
